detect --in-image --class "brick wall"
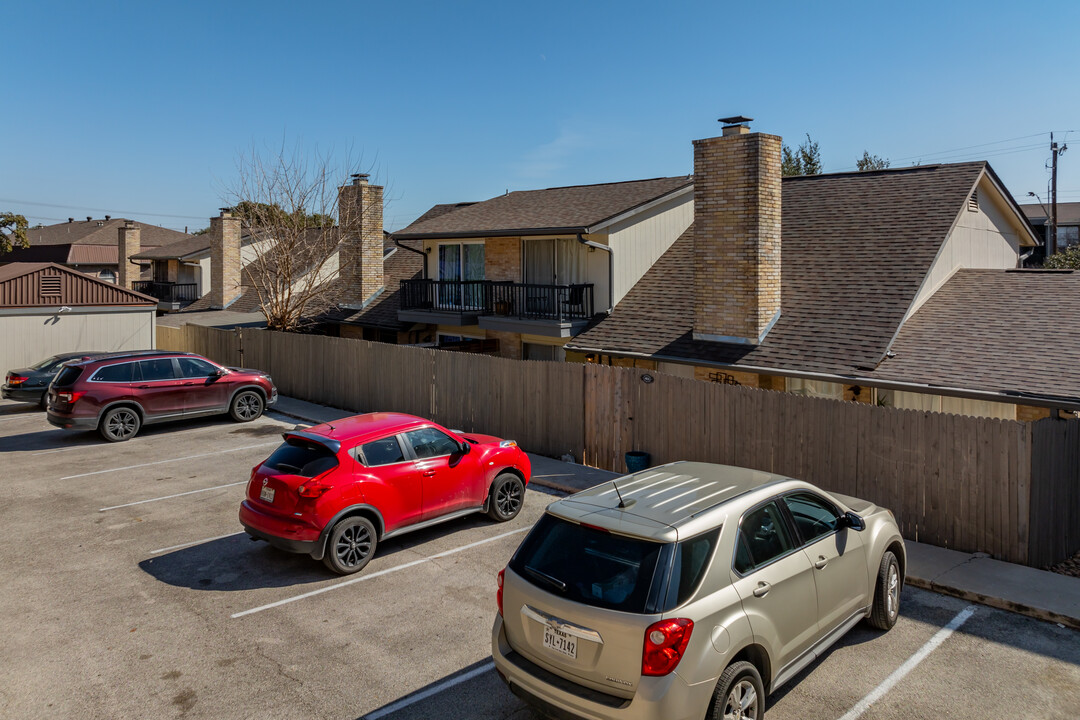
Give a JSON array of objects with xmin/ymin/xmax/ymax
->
[
  {"xmin": 117, "ymin": 222, "xmax": 140, "ymax": 289},
  {"xmin": 209, "ymin": 212, "xmax": 242, "ymax": 308},
  {"xmin": 693, "ymin": 128, "xmax": 782, "ymax": 344},
  {"xmin": 485, "ymin": 237, "xmax": 521, "ymax": 281},
  {"xmin": 338, "ymin": 177, "xmax": 384, "ymax": 305},
  {"xmin": 485, "ymin": 329, "xmax": 522, "ymax": 360}
]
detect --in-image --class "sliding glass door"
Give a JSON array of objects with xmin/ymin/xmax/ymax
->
[{"xmin": 437, "ymin": 243, "xmax": 485, "ymax": 309}]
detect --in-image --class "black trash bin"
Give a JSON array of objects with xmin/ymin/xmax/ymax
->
[{"xmin": 625, "ymin": 451, "xmax": 650, "ymax": 473}]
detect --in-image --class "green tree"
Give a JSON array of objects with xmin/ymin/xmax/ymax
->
[
  {"xmin": 1044, "ymin": 245, "xmax": 1080, "ymax": 269},
  {"xmin": 856, "ymin": 151, "xmax": 891, "ymax": 171},
  {"xmin": 1, "ymin": 211, "xmax": 29, "ymax": 254},
  {"xmin": 781, "ymin": 134, "xmax": 822, "ymax": 176}
]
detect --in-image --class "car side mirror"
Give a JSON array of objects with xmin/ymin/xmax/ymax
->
[
  {"xmin": 213, "ymin": 368, "xmax": 228, "ymax": 377},
  {"xmin": 459, "ymin": 441, "xmax": 471, "ymax": 455},
  {"xmin": 843, "ymin": 511, "xmax": 866, "ymax": 531}
]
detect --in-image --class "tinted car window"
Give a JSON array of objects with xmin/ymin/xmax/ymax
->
[
  {"xmin": 403, "ymin": 427, "xmax": 461, "ymax": 459},
  {"xmin": 91, "ymin": 363, "xmax": 135, "ymax": 383},
  {"xmin": 54, "ymin": 366, "xmax": 83, "ymax": 386},
  {"xmin": 509, "ymin": 514, "xmax": 663, "ymax": 613},
  {"xmin": 738, "ymin": 501, "xmax": 794, "ymax": 572},
  {"xmin": 263, "ymin": 439, "xmax": 339, "ymax": 478},
  {"xmin": 138, "ymin": 358, "xmax": 178, "ymax": 381},
  {"xmin": 178, "ymin": 357, "xmax": 218, "ymax": 378},
  {"xmin": 31, "ymin": 356, "xmax": 63, "ymax": 372},
  {"xmin": 662, "ymin": 528, "xmax": 720, "ymax": 609},
  {"xmin": 784, "ymin": 493, "xmax": 840, "ymax": 544},
  {"xmin": 359, "ymin": 437, "xmax": 406, "ymax": 466}
]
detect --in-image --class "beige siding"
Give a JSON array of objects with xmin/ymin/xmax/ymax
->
[
  {"xmin": 906, "ymin": 176, "xmax": 1024, "ymax": 320},
  {"xmin": 879, "ymin": 388, "xmax": 1016, "ymax": 420},
  {"xmin": 0, "ymin": 309, "xmax": 155, "ymax": 371},
  {"xmin": 606, "ymin": 193, "xmax": 693, "ymax": 304}
]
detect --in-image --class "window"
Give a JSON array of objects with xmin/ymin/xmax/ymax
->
[
  {"xmin": 736, "ymin": 501, "xmax": 794, "ymax": 573},
  {"xmin": 99, "ymin": 270, "xmax": 117, "ymax": 284},
  {"xmin": 523, "ymin": 343, "xmax": 566, "ymax": 362},
  {"xmin": 437, "ymin": 242, "xmax": 485, "ymax": 309},
  {"xmin": 31, "ymin": 356, "xmax": 65, "ymax": 372},
  {"xmin": 403, "ymin": 427, "xmax": 461, "ymax": 459},
  {"xmin": 662, "ymin": 529, "xmax": 720, "ymax": 608},
  {"xmin": 509, "ymin": 514, "xmax": 664, "ymax": 613},
  {"xmin": 263, "ymin": 439, "xmax": 338, "ymax": 477},
  {"xmin": 784, "ymin": 493, "xmax": 840, "ymax": 544},
  {"xmin": 359, "ymin": 437, "xmax": 406, "ymax": 466},
  {"xmin": 138, "ymin": 358, "xmax": 177, "ymax": 381},
  {"xmin": 178, "ymin": 357, "xmax": 219, "ymax": 378},
  {"xmin": 786, "ymin": 377, "xmax": 844, "ymax": 400},
  {"xmin": 91, "ymin": 363, "xmax": 135, "ymax": 383},
  {"xmin": 54, "ymin": 366, "xmax": 83, "ymax": 386}
]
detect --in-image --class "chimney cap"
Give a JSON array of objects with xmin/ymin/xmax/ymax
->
[
  {"xmin": 86, "ymin": 216, "xmax": 92, "ymax": 222},
  {"xmin": 124, "ymin": 219, "xmax": 137, "ymax": 228},
  {"xmin": 718, "ymin": 115, "xmax": 753, "ymax": 126},
  {"xmin": 105, "ymin": 215, "xmax": 111, "ymax": 221},
  {"xmin": 68, "ymin": 218, "xmax": 74, "ymax": 223},
  {"xmin": 219, "ymin": 207, "xmax": 233, "ymax": 217},
  {"xmin": 351, "ymin": 173, "xmax": 370, "ymax": 185}
]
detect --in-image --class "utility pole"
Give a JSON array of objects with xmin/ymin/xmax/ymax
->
[{"xmin": 1049, "ymin": 132, "xmax": 1069, "ymax": 257}]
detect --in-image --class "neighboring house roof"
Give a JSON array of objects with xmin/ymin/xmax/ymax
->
[
  {"xmin": 393, "ymin": 177, "xmax": 693, "ymax": 239},
  {"xmin": 8, "ymin": 218, "xmax": 192, "ymax": 267},
  {"xmin": 869, "ymin": 269, "xmax": 1080, "ymax": 402},
  {"xmin": 1020, "ymin": 201, "xmax": 1080, "ymax": 225},
  {"xmin": 132, "ymin": 234, "xmax": 213, "ymax": 261},
  {"xmin": 568, "ymin": 163, "xmax": 995, "ymax": 376},
  {"xmin": 325, "ymin": 238, "xmax": 425, "ymax": 331},
  {"xmin": 0, "ymin": 262, "xmax": 155, "ymax": 308},
  {"xmin": 156, "ymin": 309, "xmax": 266, "ymax": 329}
]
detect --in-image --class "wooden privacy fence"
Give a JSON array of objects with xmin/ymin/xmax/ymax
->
[{"xmin": 156, "ymin": 325, "xmax": 1080, "ymax": 567}]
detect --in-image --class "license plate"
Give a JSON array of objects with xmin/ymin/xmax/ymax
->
[
  {"xmin": 543, "ymin": 626, "xmax": 577, "ymax": 659},
  {"xmin": 260, "ymin": 486, "xmax": 275, "ymax": 503}
]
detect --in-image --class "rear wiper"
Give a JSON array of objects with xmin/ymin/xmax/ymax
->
[
  {"xmin": 524, "ymin": 566, "xmax": 566, "ymax": 593},
  {"xmin": 275, "ymin": 463, "xmax": 301, "ymax": 474}
]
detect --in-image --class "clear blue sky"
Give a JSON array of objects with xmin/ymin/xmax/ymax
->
[{"xmin": 3, "ymin": 0, "xmax": 1077, "ymax": 232}]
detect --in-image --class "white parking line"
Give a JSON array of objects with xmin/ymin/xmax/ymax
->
[
  {"xmin": 61, "ymin": 441, "xmax": 279, "ymax": 480},
  {"xmin": 150, "ymin": 531, "xmax": 245, "ymax": 555},
  {"xmin": 232, "ymin": 527, "xmax": 528, "ymax": 619},
  {"xmin": 364, "ymin": 661, "xmax": 495, "ymax": 719},
  {"xmin": 32, "ymin": 445, "xmax": 89, "ymax": 456},
  {"xmin": 99, "ymin": 481, "xmax": 247, "ymax": 512},
  {"xmin": 836, "ymin": 605, "xmax": 976, "ymax": 720}
]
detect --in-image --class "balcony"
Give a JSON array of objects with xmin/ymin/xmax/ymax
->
[
  {"xmin": 398, "ymin": 279, "xmax": 595, "ymax": 337},
  {"xmin": 132, "ymin": 281, "xmax": 199, "ymax": 311}
]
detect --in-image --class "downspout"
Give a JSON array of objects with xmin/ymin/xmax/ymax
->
[
  {"xmin": 1018, "ymin": 248, "xmax": 1034, "ymax": 268},
  {"xmin": 394, "ymin": 237, "xmax": 429, "ymax": 279},
  {"xmin": 577, "ymin": 232, "xmax": 613, "ymax": 314}
]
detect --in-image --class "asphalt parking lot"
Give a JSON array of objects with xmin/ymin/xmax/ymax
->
[{"xmin": 0, "ymin": 397, "xmax": 1077, "ymax": 720}]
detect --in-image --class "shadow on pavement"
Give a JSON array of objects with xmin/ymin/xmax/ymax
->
[
  {"xmin": 356, "ymin": 659, "xmax": 539, "ymax": 720},
  {"xmin": 140, "ymin": 512, "xmax": 498, "ymax": 591}
]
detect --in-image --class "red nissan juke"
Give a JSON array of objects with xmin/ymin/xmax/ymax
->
[{"xmin": 239, "ymin": 412, "xmax": 531, "ymax": 574}]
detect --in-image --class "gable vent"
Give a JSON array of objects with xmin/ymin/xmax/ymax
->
[
  {"xmin": 41, "ymin": 275, "xmax": 62, "ymax": 296},
  {"xmin": 968, "ymin": 189, "xmax": 979, "ymax": 212}
]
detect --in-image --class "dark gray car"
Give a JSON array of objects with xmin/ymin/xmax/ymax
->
[
  {"xmin": 2, "ymin": 352, "xmax": 103, "ymax": 408},
  {"xmin": 492, "ymin": 461, "xmax": 905, "ymax": 720}
]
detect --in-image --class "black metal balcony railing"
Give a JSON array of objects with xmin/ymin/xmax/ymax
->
[
  {"xmin": 132, "ymin": 281, "xmax": 199, "ymax": 304},
  {"xmin": 400, "ymin": 279, "xmax": 594, "ymax": 322}
]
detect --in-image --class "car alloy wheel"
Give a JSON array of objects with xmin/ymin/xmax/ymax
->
[
  {"xmin": 230, "ymin": 391, "xmax": 264, "ymax": 422},
  {"xmin": 101, "ymin": 408, "xmax": 140, "ymax": 442},
  {"xmin": 487, "ymin": 473, "xmax": 524, "ymax": 522},
  {"xmin": 322, "ymin": 517, "xmax": 377, "ymax": 575},
  {"xmin": 724, "ymin": 679, "xmax": 758, "ymax": 720},
  {"xmin": 887, "ymin": 563, "xmax": 900, "ymax": 621},
  {"xmin": 868, "ymin": 550, "xmax": 901, "ymax": 630}
]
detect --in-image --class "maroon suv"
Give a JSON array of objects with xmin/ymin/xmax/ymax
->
[{"xmin": 47, "ymin": 350, "xmax": 277, "ymax": 442}]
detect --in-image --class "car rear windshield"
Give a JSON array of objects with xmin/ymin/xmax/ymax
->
[
  {"xmin": 54, "ymin": 366, "xmax": 83, "ymax": 387},
  {"xmin": 262, "ymin": 439, "xmax": 338, "ymax": 478},
  {"xmin": 510, "ymin": 514, "xmax": 721, "ymax": 614},
  {"xmin": 31, "ymin": 356, "xmax": 63, "ymax": 372},
  {"xmin": 509, "ymin": 514, "xmax": 665, "ymax": 614}
]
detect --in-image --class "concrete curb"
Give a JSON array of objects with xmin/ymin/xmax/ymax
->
[{"xmin": 905, "ymin": 575, "xmax": 1080, "ymax": 630}]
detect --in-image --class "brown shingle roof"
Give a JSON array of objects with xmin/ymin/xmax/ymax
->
[
  {"xmin": 132, "ymin": 234, "xmax": 212, "ymax": 260},
  {"xmin": 394, "ymin": 177, "xmax": 693, "ymax": 238},
  {"xmin": 23, "ymin": 218, "xmax": 192, "ymax": 248},
  {"xmin": 568, "ymin": 163, "xmax": 989, "ymax": 376},
  {"xmin": 869, "ymin": 269, "xmax": 1080, "ymax": 400}
]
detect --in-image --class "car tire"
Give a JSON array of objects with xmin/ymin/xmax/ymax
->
[
  {"xmin": 39, "ymin": 392, "xmax": 49, "ymax": 411},
  {"xmin": 322, "ymin": 517, "xmax": 377, "ymax": 575},
  {"xmin": 487, "ymin": 473, "xmax": 524, "ymax": 522},
  {"xmin": 99, "ymin": 407, "xmax": 141, "ymax": 442},
  {"xmin": 709, "ymin": 660, "xmax": 765, "ymax": 720},
  {"xmin": 229, "ymin": 390, "xmax": 264, "ymax": 423},
  {"xmin": 867, "ymin": 550, "xmax": 901, "ymax": 631}
]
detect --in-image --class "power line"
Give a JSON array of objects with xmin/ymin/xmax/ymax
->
[{"xmin": 0, "ymin": 197, "xmax": 206, "ymax": 221}]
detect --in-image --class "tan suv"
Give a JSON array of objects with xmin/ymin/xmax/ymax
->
[{"xmin": 492, "ymin": 461, "xmax": 905, "ymax": 720}]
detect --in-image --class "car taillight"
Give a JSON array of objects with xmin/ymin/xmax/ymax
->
[
  {"xmin": 642, "ymin": 618, "xmax": 693, "ymax": 676},
  {"xmin": 57, "ymin": 391, "xmax": 85, "ymax": 404},
  {"xmin": 7, "ymin": 374, "xmax": 28, "ymax": 386},
  {"xmin": 297, "ymin": 481, "xmax": 330, "ymax": 498},
  {"xmin": 497, "ymin": 568, "xmax": 505, "ymax": 616}
]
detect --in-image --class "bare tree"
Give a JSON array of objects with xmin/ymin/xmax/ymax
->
[{"xmin": 225, "ymin": 143, "xmax": 372, "ymax": 331}]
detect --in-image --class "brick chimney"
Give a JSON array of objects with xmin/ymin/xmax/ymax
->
[
  {"xmin": 337, "ymin": 173, "xmax": 384, "ymax": 308},
  {"xmin": 117, "ymin": 220, "xmax": 141, "ymax": 289},
  {"xmin": 693, "ymin": 116, "xmax": 782, "ymax": 345},
  {"xmin": 209, "ymin": 209, "xmax": 242, "ymax": 309}
]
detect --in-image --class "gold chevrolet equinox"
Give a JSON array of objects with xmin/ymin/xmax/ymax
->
[{"xmin": 492, "ymin": 461, "xmax": 905, "ymax": 720}]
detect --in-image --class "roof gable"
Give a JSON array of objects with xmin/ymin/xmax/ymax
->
[{"xmin": 0, "ymin": 262, "xmax": 156, "ymax": 307}]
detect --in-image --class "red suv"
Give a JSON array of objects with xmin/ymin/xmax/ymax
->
[
  {"xmin": 47, "ymin": 350, "xmax": 277, "ymax": 442},
  {"xmin": 240, "ymin": 413, "xmax": 531, "ymax": 574}
]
